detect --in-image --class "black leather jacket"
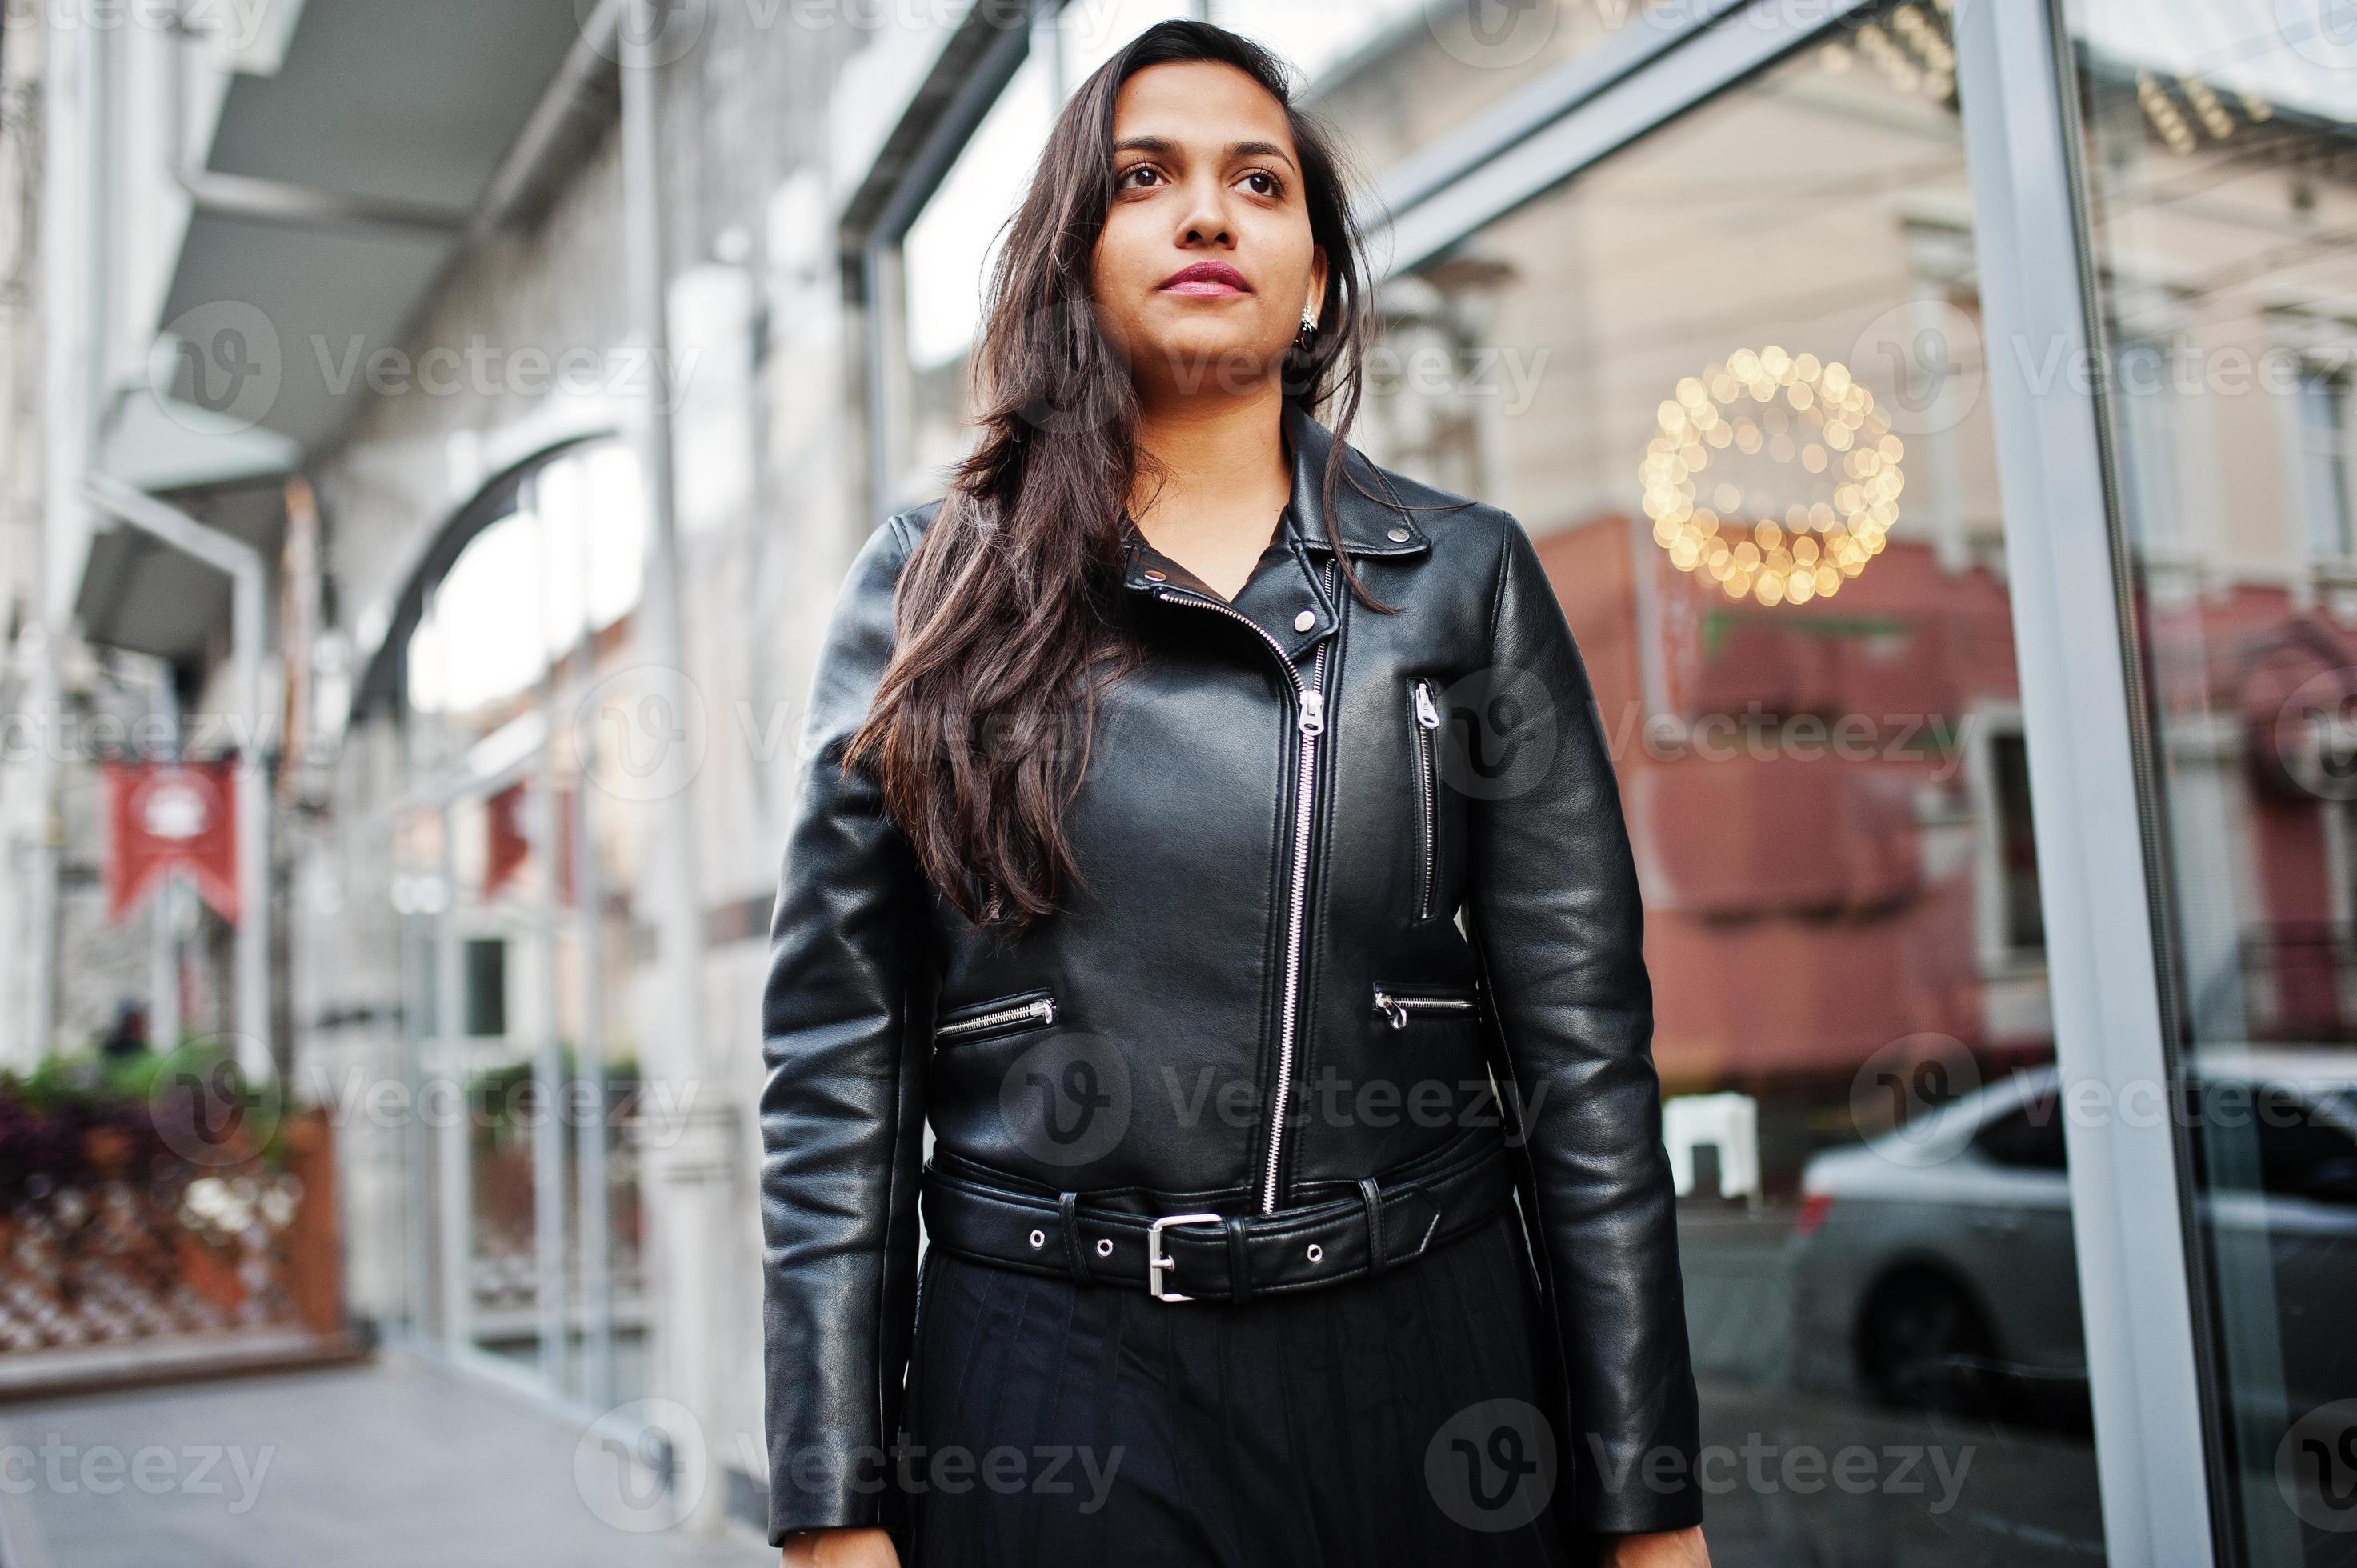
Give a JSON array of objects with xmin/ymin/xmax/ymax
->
[{"xmin": 759, "ymin": 406, "xmax": 1702, "ymax": 1542}]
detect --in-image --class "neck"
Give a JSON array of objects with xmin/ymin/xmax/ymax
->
[{"xmin": 1129, "ymin": 380, "xmax": 1290, "ymax": 524}]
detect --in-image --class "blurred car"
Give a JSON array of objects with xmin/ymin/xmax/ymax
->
[{"xmin": 1787, "ymin": 1050, "xmax": 2357, "ymax": 1426}]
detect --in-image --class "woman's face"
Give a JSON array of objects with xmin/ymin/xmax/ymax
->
[{"xmin": 1090, "ymin": 59, "xmax": 1328, "ymax": 406}]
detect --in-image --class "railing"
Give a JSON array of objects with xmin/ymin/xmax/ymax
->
[
  {"xmin": 0, "ymin": 1080, "xmax": 352, "ymax": 1398},
  {"xmin": 2233, "ymin": 922, "xmax": 2357, "ymax": 1045}
]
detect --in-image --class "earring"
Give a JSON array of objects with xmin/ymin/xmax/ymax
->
[{"xmin": 1295, "ymin": 306, "xmax": 1319, "ymax": 354}]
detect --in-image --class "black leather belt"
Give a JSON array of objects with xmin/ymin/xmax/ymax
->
[{"xmin": 918, "ymin": 1130, "xmax": 1514, "ymax": 1303}]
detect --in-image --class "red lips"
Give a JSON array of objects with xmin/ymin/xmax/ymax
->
[{"xmin": 1159, "ymin": 261, "xmax": 1251, "ymax": 295}]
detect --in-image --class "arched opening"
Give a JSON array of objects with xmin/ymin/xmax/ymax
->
[{"xmin": 352, "ymin": 436, "xmax": 653, "ymax": 1408}]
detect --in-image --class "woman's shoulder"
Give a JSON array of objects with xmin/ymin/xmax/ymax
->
[
  {"xmin": 1334, "ymin": 441, "xmax": 1527, "ymax": 561},
  {"xmin": 886, "ymin": 498, "xmax": 947, "ymax": 551},
  {"xmin": 818, "ymin": 504, "xmax": 939, "ymax": 634},
  {"xmin": 833, "ymin": 500, "xmax": 945, "ymax": 595}
]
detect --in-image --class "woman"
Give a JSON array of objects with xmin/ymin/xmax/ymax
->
[{"xmin": 761, "ymin": 21, "xmax": 1709, "ymax": 1568}]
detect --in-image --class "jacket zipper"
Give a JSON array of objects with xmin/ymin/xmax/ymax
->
[
  {"xmin": 1153, "ymin": 561, "xmax": 1337, "ymax": 1214},
  {"xmin": 934, "ymin": 995, "xmax": 1057, "ymax": 1042},
  {"xmin": 1411, "ymin": 678, "xmax": 1442, "ymax": 920},
  {"xmin": 1372, "ymin": 987, "xmax": 1479, "ymax": 1030}
]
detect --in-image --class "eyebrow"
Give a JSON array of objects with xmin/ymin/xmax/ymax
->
[{"xmin": 1114, "ymin": 135, "xmax": 1299, "ymax": 174}]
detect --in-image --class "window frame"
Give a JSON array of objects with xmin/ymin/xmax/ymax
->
[{"xmin": 1967, "ymin": 704, "xmax": 2051, "ymax": 979}]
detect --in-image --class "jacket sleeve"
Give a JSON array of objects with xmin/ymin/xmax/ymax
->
[
  {"xmin": 759, "ymin": 515, "xmax": 931, "ymax": 1542},
  {"xmin": 1462, "ymin": 514, "xmax": 1703, "ymax": 1537}
]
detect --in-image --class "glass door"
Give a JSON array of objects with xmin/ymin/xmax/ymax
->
[
  {"xmin": 386, "ymin": 442, "xmax": 654, "ymax": 1412},
  {"xmin": 446, "ymin": 783, "xmax": 558, "ymax": 1382},
  {"xmin": 1361, "ymin": 6, "xmax": 2111, "ymax": 1557},
  {"xmin": 2059, "ymin": 2, "xmax": 2357, "ymax": 1560}
]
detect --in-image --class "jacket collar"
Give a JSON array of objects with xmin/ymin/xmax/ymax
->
[
  {"xmin": 1119, "ymin": 404, "xmax": 1430, "ymax": 601},
  {"xmin": 1279, "ymin": 403, "xmax": 1431, "ymax": 561}
]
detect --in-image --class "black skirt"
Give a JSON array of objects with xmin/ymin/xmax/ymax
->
[{"xmin": 886, "ymin": 1206, "xmax": 1577, "ymax": 1568}]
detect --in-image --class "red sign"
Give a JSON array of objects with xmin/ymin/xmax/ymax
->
[
  {"xmin": 103, "ymin": 762, "xmax": 239, "ymax": 924},
  {"xmin": 482, "ymin": 780, "xmax": 575, "ymax": 903},
  {"xmin": 486, "ymin": 780, "xmax": 530, "ymax": 899}
]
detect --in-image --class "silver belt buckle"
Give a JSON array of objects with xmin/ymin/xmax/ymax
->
[{"xmin": 1146, "ymin": 1212, "xmax": 1223, "ymax": 1302}]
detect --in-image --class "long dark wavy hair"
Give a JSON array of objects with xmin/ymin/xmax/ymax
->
[{"xmin": 846, "ymin": 19, "xmax": 1387, "ymax": 941}]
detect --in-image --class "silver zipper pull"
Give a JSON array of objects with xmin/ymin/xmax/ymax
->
[
  {"xmin": 1374, "ymin": 990, "xmax": 1409, "ymax": 1029},
  {"xmin": 1032, "ymin": 998, "xmax": 1058, "ymax": 1026},
  {"xmin": 1414, "ymin": 681, "xmax": 1440, "ymax": 730},
  {"xmin": 1298, "ymin": 690, "xmax": 1325, "ymax": 736}
]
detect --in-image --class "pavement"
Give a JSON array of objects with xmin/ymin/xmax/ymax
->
[
  {"xmin": 1675, "ymin": 1202, "xmax": 1798, "ymax": 1387},
  {"xmin": 0, "ymin": 1214, "xmax": 2104, "ymax": 1567},
  {"xmin": 1673, "ymin": 1204, "xmax": 2106, "ymax": 1566},
  {"xmin": 0, "ymin": 1352, "xmax": 777, "ymax": 1568}
]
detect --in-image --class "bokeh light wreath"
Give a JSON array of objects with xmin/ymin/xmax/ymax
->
[{"xmin": 1639, "ymin": 346, "xmax": 1905, "ymax": 606}]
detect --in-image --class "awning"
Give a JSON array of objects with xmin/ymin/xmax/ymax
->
[
  {"xmin": 79, "ymin": 0, "xmax": 606, "ymax": 661},
  {"xmin": 150, "ymin": 0, "xmax": 594, "ymax": 455},
  {"xmin": 74, "ymin": 478, "xmax": 284, "ymax": 665}
]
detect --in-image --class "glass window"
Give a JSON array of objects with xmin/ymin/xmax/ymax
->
[
  {"xmin": 1359, "ymin": 5, "xmax": 2112, "ymax": 1556},
  {"xmin": 2062, "ymin": 0, "xmax": 2357, "ymax": 1559},
  {"xmin": 1976, "ymin": 1090, "xmax": 2069, "ymax": 1172},
  {"xmin": 388, "ymin": 440, "xmax": 653, "ymax": 1406},
  {"xmin": 462, "ymin": 937, "xmax": 508, "ymax": 1037},
  {"xmin": 893, "ymin": 51, "xmax": 1056, "ymax": 502},
  {"xmin": 2249, "ymin": 1090, "xmax": 2357, "ymax": 1202},
  {"xmin": 405, "ymin": 443, "xmax": 644, "ymax": 722},
  {"xmin": 1992, "ymin": 730, "xmax": 2045, "ymax": 956},
  {"xmin": 2298, "ymin": 366, "xmax": 2355, "ymax": 562},
  {"xmin": 2111, "ymin": 327, "xmax": 2188, "ymax": 561}
]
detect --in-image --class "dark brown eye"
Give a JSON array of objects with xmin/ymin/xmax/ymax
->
[
  {"xmin": 1118, "ymin": 165, "xmax": 1163, "ymax": 190},
  {"xmin": 1242, "ymin": 171, "xmax": 1279, "ymax": 197}
]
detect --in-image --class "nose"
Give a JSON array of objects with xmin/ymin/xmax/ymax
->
[{"xmin": 1175, "ymin": 173, "xmax": 1236, "ymax": 250}]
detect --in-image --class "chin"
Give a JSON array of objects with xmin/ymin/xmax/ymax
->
[{"xmin": 1131, "ymin": 327, "xmax": 1281, "ymax": 393}]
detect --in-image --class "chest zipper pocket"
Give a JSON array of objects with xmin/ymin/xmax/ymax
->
[
  {"xmin": 1410, "ymin": 678, "xmax": 1443, "ymax": 920},
  {"xmin": 1373, "ymin": 984, "xmax": 1481, "ymax": 1031},
  {"xmin": 934, "ymin": 988, "xmax": 1059, "ymax": 1046}
]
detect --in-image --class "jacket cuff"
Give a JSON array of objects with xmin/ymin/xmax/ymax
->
[
  {"xmin": 766, "ymin": 1440, "xmax": 894, "ymax": 1544},
  {"xmin": 1571, "ymin": 1497, "xmax": 1707, "ymax": 1538},
  {"xmin": 1564, "ymin": 1442, "xmax": 1707, "ymax": 1536}
]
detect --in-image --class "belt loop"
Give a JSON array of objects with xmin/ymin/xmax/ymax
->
[
  {"xmin": 1359, "ymin": 1177, "xmax": 1387, "ymax": 1276},
  {"xmin": 1058, "ymin": 1193, "xmax": 1090, "ymax": 1285},
  {"xmin": 1225, "ymin": 1217, "xmax": 1253, "ymax": 1305}
]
